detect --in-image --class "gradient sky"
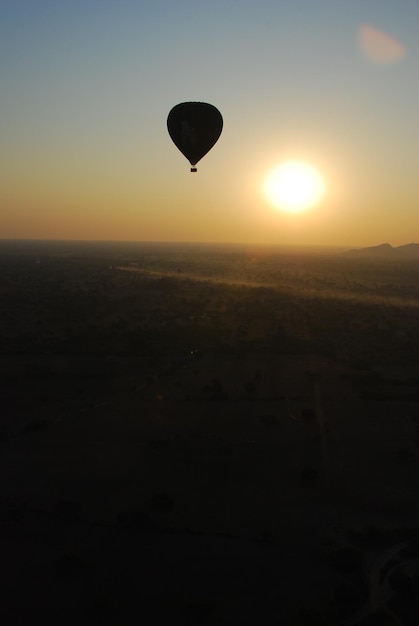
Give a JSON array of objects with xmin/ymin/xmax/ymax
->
[{"xmin": 1, "ymin": 0, "xmax": 418, "ymax": 246}]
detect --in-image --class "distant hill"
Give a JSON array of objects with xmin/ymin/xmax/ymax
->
[{"xmin": 346, "ymin": 243, "xmax": 419, "ymax": 258}]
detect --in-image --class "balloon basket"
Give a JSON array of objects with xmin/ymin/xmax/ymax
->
[{"xmin": 190, "ymin": 167, "xmax": 197, "ymax": 173}]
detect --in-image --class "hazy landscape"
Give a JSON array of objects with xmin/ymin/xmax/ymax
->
[{"xmin": 1, "ymin": 239, "xmax": 419, "ymax": 625}]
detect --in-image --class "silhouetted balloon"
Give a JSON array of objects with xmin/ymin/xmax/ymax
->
[{"xmin": 167, "ymin": 102, "xmax": 223, "ymax": 172}]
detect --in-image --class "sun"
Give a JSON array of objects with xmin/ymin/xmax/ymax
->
[{"xmin": 263, "ymin": 161, "xmax": 325, "ymax": 213}]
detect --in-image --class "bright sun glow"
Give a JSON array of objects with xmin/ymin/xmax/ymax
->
[{"xmin": 263, "ymin": 161, "xmax": 325, "ymax": 213}]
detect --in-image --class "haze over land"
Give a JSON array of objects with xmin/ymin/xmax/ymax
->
[{"xmin": 1, "ymin": 240, "xmax": 419, "ymax": 624}]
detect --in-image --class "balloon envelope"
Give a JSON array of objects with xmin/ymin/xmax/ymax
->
[{"xmin": 167, "ymin": 102, "xmax": 223, "ymax": 169}]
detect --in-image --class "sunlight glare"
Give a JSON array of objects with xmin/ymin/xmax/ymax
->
[{"xmin": 263, "ymin": 161, "xmax": 325, "ymax": 213}]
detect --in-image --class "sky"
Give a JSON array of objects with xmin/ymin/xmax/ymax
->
[{"xmin": 1, "ymin": 0, "xmax": 418, "ymax": 247}]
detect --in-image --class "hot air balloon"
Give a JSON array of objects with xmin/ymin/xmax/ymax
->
[{"xmin": 167, "ymin": 102, "xmax": 223, "ymax": 172}]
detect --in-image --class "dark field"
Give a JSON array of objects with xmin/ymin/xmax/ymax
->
[{"xmin": 1, "ymin": 240, "xmax": 419, "ymax": 625}]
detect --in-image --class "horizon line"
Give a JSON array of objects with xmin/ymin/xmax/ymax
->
[{"xmin": 0, "ymin": 237, "xmax": 396, "ymax": 249}]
